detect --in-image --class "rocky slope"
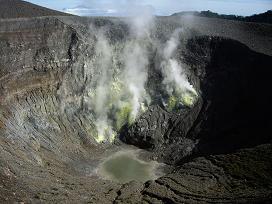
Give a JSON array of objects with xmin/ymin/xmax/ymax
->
[
  {"xmin": 0, "ymin": 0, "xmax": 72, "ymax": 19},
  {"xmin": 0, "ymin": 10, "xmax": 271, "ymax": 204},
  {"xmin": 115, "ymin": 144, "xmax": 272, "ymax": 203}
]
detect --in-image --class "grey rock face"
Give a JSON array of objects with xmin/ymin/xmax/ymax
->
[
  {"xmin": 0, "ymin": 15, "xmax": 271, "ymax": 203},
  {"xmin": 121, "ymin": 101, "xmax": 203, "ymax": 164}
]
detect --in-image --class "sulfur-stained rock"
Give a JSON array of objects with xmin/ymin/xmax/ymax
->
[{"xmin": 0, "ymin": 1, "xmax": 272, "ymax": 203}]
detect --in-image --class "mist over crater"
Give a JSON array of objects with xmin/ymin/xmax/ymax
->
[
  {"xmin": 0, "ymin": 1, "xmax": 272, "ymax": 203},
  {"xmin": 76, "ymin": 15, "xmax": 198, "ymax": 144}
]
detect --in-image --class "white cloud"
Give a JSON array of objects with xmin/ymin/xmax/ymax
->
[
  {"xmin": 62, "ymin": 0, "xmax": 272, "ymax": 16},
  {"xmin": 63, "ymin": 0, "xmax": 155, "ymax": 16},
  {"xmin": 63, "ymin": 6, "xmax": 118, "ymax": 16}
]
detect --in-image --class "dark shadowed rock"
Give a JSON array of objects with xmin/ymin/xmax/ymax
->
[
  {"xmin": 0, "ymin": 4, "xmax": 272, "ymax": 203},
  {"xmin": 122, "ymin": 36, "xmax": 272, "ymax": 165},
  {"xmin": 186, "ymin": 37, "xmax": 272, "ymax": 158},
  {"xmin": 140, "ymin": 144, "xmax": 272, "ymax": 204}
]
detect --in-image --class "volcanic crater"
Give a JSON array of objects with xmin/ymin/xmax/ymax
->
[{"xmin": 0, "ymin": 3, "xmax": 272, "ymax": 203}]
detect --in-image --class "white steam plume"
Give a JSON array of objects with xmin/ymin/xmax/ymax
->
[
  {"xmin": 87, "ymin": 27, "xmax": 115, "ymax": 143},
  {"xmin": 128, "ymin": 6, "xmax": 155, "ymax": 38},
  {"xmin": 161, "ymin": 28, "xmax": 198, "ymax": 108},
  {"xmin": 85, "ymin": 10, "xmax": 155, "ymax": 143},
  {"xmin": 122, "ymin": 41, "xmax": 149, "ymax": 120},
  {"xmin": 84, "ymin": 11, "xmax": 197, "ymax": 144},
  {"xmin": 94, "ymin": 32, "xmax": 112, "ymax": 116},
  {"xmin": 121, "ymin": 7, "xmax": 154, "ymax": 120}
]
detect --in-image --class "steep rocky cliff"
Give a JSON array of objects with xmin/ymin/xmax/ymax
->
[{"xmin": 0, "ymin": 12, "xmax": 271, "ymax": 204}]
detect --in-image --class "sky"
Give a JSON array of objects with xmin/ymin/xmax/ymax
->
[{"xmin": 27, "ymin": 0, "xmax": 272, "ymax": 16}]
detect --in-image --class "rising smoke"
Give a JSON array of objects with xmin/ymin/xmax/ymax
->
[
  {"xmin": 84, "ymin": 12, "xmax": 154, "ymax": 143},
  {"xmin": 122, "ymin": 10, "xmax": 154, "ymax": 120},
  {"xmin": 84, "ymin": 11, "xmax": 197, "ymax": 143},
  {"xmin": 160, "ymin": 28, "xmax": 198, "ymax": 110},
  {"xmin": 92, "ymin": 29, "xmax": 115, "ymax": 143}
]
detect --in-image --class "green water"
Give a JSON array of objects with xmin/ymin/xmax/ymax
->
[{"xmin": 99, "ymin": 151, "xmax": 159, "ymax": 184}]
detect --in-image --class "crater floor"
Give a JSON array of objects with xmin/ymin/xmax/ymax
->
[
  {"xmin": 0, "ymin": 15, "xmax": 272, "ymax": 203},
  {"xmin": 98, "ymin": 150, "xmax": 164, "ymax": 184}
]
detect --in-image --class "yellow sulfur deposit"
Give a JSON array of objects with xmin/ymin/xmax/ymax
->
[
  {"xmin": 94, "ymin": 134, "xmax": 105, "ymax": 143},
  {"xmin": 109, "ymin": 131, "xmax": 117, "ymax": 143},
  {"xmin": 167, "ymin": 88, "xmax": 198, "ymax": 110},
  {"xmin": 94, "ymin": 126, "xmax": 117, "ymax": 144},
  {"xmin": 181, "ymin": 91, "xmax": 197, "ymax": 107},
  {"xmin": 167, "ymin": 95, "xmax": 178, "ymax": 111},
  {"xmin": 115, "ymin": 104, "xmax": 133, "ymax": 130}
]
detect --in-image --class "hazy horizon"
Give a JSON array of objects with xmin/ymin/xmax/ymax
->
[{"xmin": 27, "ymin": 0, "xmax": 272, "ymax": 16}]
